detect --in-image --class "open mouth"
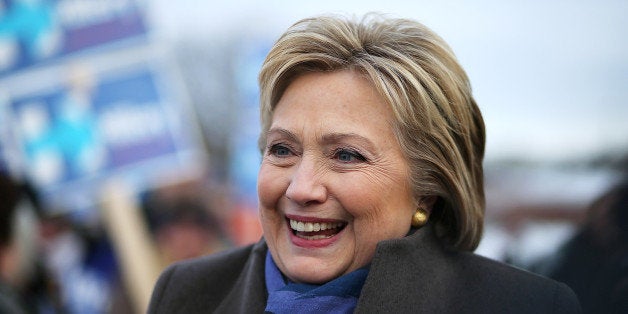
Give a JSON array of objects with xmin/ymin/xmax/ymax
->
[{"xmin": 288, "ymin": 218, "xmax": 347, "ymax": 240}]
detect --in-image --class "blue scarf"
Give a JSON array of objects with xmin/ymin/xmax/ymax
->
[{"xmin": 264, "ymin": 252, "xmax": 369, "ymax": 314}]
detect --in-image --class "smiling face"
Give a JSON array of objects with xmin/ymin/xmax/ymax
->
[{"xmin": 258, "ymin": 70, "xmax": 416, "ymax": 284}]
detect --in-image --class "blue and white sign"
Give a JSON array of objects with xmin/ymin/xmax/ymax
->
[
  {"xmin": 4, "ymin": 61, "xmax": 202, "ymax": 213},
  {"xmin": 0, "ymin": 0, "xmax": 148, "ymax": 77}
]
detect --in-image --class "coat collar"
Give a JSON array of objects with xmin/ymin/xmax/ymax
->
[
  {"xmin": 214, "ymin": 239, "xmax": 268, "ymax": 313},
  {"xmin": 214, "ymin": 224, "xmax": 449, "ymax": 313},
  {"xmin": 356, "ymin": 224, "xmax": 454, "ymax": 312}
]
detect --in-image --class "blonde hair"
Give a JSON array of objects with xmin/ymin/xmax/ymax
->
[{"xmin": 258, "ymin": 14, "xmax": 485, "ymax": 251}]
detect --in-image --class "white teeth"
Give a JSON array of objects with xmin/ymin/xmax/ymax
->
[
  {"xmin": 304, "ymin": 222, "xmax": 314, "ymax": 232},
  {"xmin": 289, "ymin": 219, "xmax": 343, "ymax": 232},
  {"xmin": 313, "ymin": 223, "xmax": 321, "ymax": 232}
]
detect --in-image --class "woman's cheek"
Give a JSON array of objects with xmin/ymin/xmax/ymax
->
[{"xmin": 258, "ymin": 164, "xmax": 288, "ymax": 210}]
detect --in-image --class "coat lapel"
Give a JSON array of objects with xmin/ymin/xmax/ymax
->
[
  {"xmin": 215, "ymin": 240, "xmax": 269, "ymax": 313},
  {"xmin": 356, "ymin": 225, "xmax": 457, "ymax": 313}
]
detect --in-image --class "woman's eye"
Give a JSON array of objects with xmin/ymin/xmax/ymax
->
[
  {"xmin": 269, "ymin": 144, "xmax": 292, "ymax": 157},
  {"xmin": 334, "ymin": 149, "xmax": 366, "ymax": 163}
]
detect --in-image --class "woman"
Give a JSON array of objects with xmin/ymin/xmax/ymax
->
[{"xmin": 148, "ymin": 14, "xmax": 581, "ymax": 313}]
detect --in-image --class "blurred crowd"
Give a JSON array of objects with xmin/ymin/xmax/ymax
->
[{"xmin": 0, "ymin": 171, "xmax": 262, "ymax": 313}]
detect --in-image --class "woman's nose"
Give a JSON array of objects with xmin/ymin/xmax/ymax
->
[{"xmin": 285, "ymin": 157, "xmax": 327, "ymax": 206}]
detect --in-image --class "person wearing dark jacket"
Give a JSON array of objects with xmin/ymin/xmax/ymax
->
[
  {"xmin": 539, "ymin": 178, "xmax": 628, "ymax": 313},
  {"xmin": 149, "ymin": 13, "xmax": 581, "ymax": 313}
]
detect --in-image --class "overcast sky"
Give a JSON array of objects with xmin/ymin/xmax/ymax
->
[{"xmin": 151, "ymin": 0, "xmax": 628, "ymax": 162}]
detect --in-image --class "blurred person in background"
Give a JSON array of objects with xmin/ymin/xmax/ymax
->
[
  {"xmin": 38, "ymin": 211, "xmax": 129, "ymax": 314},
  {"xmin": 0, "ymin": 173, "xmax": 63, "ymax": 313},
  {"xmin": 148, "ymin": 14, "xmax": 581, "ymax": 313},
  {"xmin": 1, "ymin": 172, "xmax": 134, "ymax": 313},
  {"xmin": 142, "ymin": 183, "xmax": 228, "ymax": 266},
  {"xmin": 534, "ymin": 174, "xmax": 628, "ymax": 313}
]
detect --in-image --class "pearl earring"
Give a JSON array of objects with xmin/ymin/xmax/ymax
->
[{"xmin": 411, "ymin": 208, "xmax": 428, "ymax": 228}]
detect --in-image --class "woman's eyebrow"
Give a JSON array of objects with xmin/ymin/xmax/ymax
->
[
  {"xmin": 321, "ymin": 132, "xmax": 376, "ymax": 151},
  {"xmin": 266, "ymin": 129, "xmax": 377, "ymax": 151},
  {"xmin": 266, "ymin": 127, "xmax": 299, "ymax": 142}
]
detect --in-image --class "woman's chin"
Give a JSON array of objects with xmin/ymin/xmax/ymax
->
[
  {"xmin": 276, "ymin": 249, "xmax": 349, "ymax": 284},
  {"xmin": 284, "ymin": 262, "xmax": 344, "ymax": 284}
]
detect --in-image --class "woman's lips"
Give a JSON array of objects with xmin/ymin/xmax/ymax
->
[{"xmin": 285, "ymin": 215, "xmax": 347, "ymax": 246}]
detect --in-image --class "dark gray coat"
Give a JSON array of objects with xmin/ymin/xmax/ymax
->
[{"xmin": 148, "ymin": 226, "xmax": 581, "ymax": 313}]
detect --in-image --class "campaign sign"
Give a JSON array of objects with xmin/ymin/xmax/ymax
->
[
  {"xmin": 7, "ymin": 63, "xmax": 199, "ymax": 213},
  {"xmin": 0, "ymin": 0, "xmax": 147, "ymax": 77}
]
